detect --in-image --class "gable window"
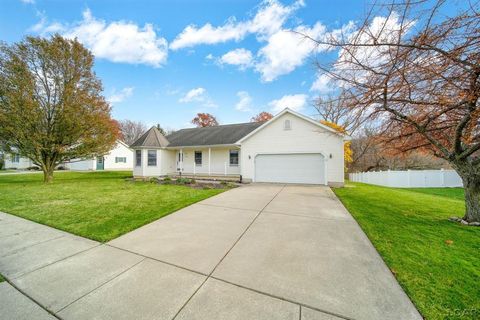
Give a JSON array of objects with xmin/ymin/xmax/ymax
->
[
  {"xmin": 229, "ymin": 150, "xmax": 239, "ymax": 166},
  {"xmin": 135, "ymin": 150, "xmax": 141, "ymax": 167},
  {"xmin": 194, "ymin": 151, "xmax": 202, "ymax": 166},
  {"xmin": 115, "ymin": 157, "xmax": 127, "ymax": 163},
  {"xmin": 11, "ymin": 153, "xmax": 20, "ymax": 163},
  {"xmin": 284, "ymin": 119, "xmax": 291, "ymax": 130},
  {"xmin": 148, "ymin": 150, "xmax": 157, "ymax": 166}
]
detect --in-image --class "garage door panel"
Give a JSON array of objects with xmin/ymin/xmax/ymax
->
[{"xmin": 255, "ymin": 154, "xmax": 325, "ymax": 185}]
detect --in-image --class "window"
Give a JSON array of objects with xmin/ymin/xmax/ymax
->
[
  {"xmin": 148, "ymin": 150, "xmax": 157, "ymax": 166},
  {"xmin": 135, "ymin": 150, "xmax": 141, "ymax": 167},
  {"xmin": 194, "ymin": 151, "xmax": 202, "ymax": 166},
  {"xmin": 229, "ymin": 150, "xmax": 239, "ymax": 166},
  {"xmin": 115, "ymin": 157, "xmax": 127, "ymax": 163},
  {"xmin": 284, "ymin": 119, "xmax": 291, "ymax": 130},
  {"xmin": 11, "ymin": 154, "xmax": 20, "ymax": 163}
]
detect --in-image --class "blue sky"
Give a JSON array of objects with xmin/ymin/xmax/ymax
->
[{"xmin": 1, "ymin": 0, "xmax": 369, "ymax": 129}]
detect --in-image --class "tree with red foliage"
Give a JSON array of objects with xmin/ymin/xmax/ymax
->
[
  {"xmin": 251, "ymin": 112, "xmax": 273, "ymax": 122},
  {"xmin": 191, "ymin": 113, "xmax": 219, "ymax": 127},
  {"xmin": 304, "ymin": 0, "xmax": 480, "ymax": 222}
]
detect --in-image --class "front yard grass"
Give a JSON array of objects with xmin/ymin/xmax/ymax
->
[
  {"xmin": 0, "ymin": 171, "xmax": 224, "ymax": 242},
  {"xmin": 334, "ymin": 182, "xmax": 480, "ymax": 320}
]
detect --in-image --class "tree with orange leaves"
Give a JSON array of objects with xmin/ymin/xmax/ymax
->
[
  {"xmin": 0, "ymin": 35, "xmax": 119, "ymax": 183},
  {"xmin": 191, "ymin": 113, "xmax": 219, "ymax": 127},
  {"xmin": 251, "ymin": 111, "xmax": 273, "ymax": 122},
  {"xmin": 305, "ymin": 1, "xmax": 480, "ymax": 223}
]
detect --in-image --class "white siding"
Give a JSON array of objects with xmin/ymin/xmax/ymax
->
[
  {"xmin": 67, "ymin": 159, "xmax": 95, "ymax": 171},
  {"xmin": 103, "ymin": 142, "xmax": 133, "ymax": 170},
  {"xmin": 4, "ymin": 154, "xmax": 33, "ymax": 169},
  {"xmin": 240, "ymin": 113, "xmax": 345, "ymax": 184},
  {"xmin": 133, "ymin": 148, "xmax": 174, "ymax": 177},
  {"xmin": 65, "ymin": 141, "xmax": 133, "ymax": 171}
]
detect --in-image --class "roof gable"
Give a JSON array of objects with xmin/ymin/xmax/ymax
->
[
  {"xmin": 236, "ymin": 108, "xmax": 350, "ymax": 143},
  {"xmin": 130, "ymin": 126, "xmax": 170, "ymax": 148}
]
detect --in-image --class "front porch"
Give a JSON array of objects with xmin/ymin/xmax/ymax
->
[{"xmin": 170, "ymin": 146, "xmax": 241, "ymax": 177}]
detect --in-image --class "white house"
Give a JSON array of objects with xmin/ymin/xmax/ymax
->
[
  {"xmin": 65, "ymin": 140, "xmax": 133, "ymax": 171},
  {"xmin": 3, "ymin": 140, "xmax": 133, "ymax": 171},
  {"xmin": 3, "ymin": 152, "xmax": 34, "ymax": 169},
  {"xmin": 131, "ymin": 109, "xmax": 349, "ymax": 186}
]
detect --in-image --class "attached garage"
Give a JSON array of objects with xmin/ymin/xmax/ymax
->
[
  {"xmin": 238, "ymin": 109, "xmax": 349, "ymax": 186},
  {"xmin": 255, "ymin": 153, "xmax": 326, "ymax": 185}
]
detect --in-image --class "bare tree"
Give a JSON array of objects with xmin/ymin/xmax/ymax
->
[
  {"xmin": 314, "ymin": 91, "xmax": 370, "ymax": 135},
  {"xmin": 119, "ymin": 120, "xmax": 147, "ymax": 145},
  {"xmin": 304, "ymin": 0, "xmax": 480, "ymax": 222}
]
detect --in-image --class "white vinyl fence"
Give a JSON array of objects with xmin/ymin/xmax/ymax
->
[{"xmin": 349, "ymin": 169, "xmax": 463, "ymax": 188}]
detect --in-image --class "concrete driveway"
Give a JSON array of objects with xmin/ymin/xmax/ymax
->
[{"xmin": 0, "ymin": 184, "xmax": 422, "ymax": 320}]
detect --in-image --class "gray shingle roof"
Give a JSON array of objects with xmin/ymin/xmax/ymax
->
[
  {"xmin": 130, "ymin": 126, "xmax": 170, "ymax": 148},
  {"xmin": 165, "ymin": 122, "xmax": 264, "ymax": 147}
]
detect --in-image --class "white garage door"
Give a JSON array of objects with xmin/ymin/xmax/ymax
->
[{"xmin": 255, "ymin": 153, "xmax": 325, "ymax": 184}]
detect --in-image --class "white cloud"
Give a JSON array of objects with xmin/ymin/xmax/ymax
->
[
  {"xmin": 331, "ymin": 13, "xmax": 412, "ymax": 88},
  {"xmin": 219, "ymin": 48, "xmax": 253, "ymax": 69},
  {"xmin": 179, "ymin": 87, "xmax": 206, "ymax": 103},
  {"xmin": 107, "ymin": 87, "xmax": 134, "ymax": 104},
  {"xmin": 235, "ymin": 91, "xmax": 253, "ymax": 112},
  {"xmin": 310, "ymin": 74, "xmax": 334, "ymax": 93},
  {"xmin": 32, "ymin": 9, "xmax": 168, "ymax": 67},
  {"xmin": 179, "ymin": 87, "xmax": 217, "ymax": 108},
  {"xmin": 170, "ymin": 0, "xmax": 304, "ymax": 50},
  {"xmin": 255, "ymin": 23, "xmax": 327, "ymax": 82},
  {"xmin": 268, "ymin": 94, "xmax": 307, "ymax": 113},
  {"xmin": 20, "ymin": 0, "xmax": 35, "ymax": 4}
]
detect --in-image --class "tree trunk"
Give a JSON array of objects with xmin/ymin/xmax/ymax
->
[
  {"xmin": 463, "ymin": 178, "xmax": 480, "ymax": 223},
  {"xmin": 41, "ymin": 162, "xmax": 55, "ymax": 183},
  {"xmin": 456, "ymin": 163, "xmax": 480, "ymax": 223}
]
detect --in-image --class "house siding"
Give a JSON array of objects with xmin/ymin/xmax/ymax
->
[
  {"xmin": 240, "ymin": 113, "xmax": 345, "ymax": 184},
  {"xmin": 4, "ymin": 155, "xmax": 33, "ymax": 169},
  {"xmin": 65, "ymin": 141, "xmax": 133, "ymax": 171}
]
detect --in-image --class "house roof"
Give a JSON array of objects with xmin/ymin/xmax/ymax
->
[
  {"xmin": 165, "ymin": 122, "xmax": 264, "ymax": 147},
  {"xmin": 130, "ymin": 126, "xmax": 170, "ymax": 148}
]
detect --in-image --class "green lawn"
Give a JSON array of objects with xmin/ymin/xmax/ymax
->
[
  {"xmin": 0, "ymin": 170, "xmax": 17, "ymax": 174},
  {"xmin": 0, "ymin": 171, "xmax": 224, "ymax": 242},
  {"xmin": 334, "ymin": 182, "xmax": 480, "ymax": 320}
]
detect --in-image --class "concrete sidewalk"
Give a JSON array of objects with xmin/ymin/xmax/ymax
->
[{"xmin": 0, "ymin": 185, "xmax": 422, "ymax": 320}]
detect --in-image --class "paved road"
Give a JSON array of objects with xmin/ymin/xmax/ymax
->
[{"xmin": 0, "ymin": 184, "xmax": 422, "ymax": 320}]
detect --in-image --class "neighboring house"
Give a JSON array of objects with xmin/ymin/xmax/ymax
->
[
  {"xmin": 131, "ymin": 108, "xmax": 349, "ymax": 186},
  {"xmin": 65, "ymin": 140, "xmax": 133, "ymax": 171},
  {"xmin": 3, "ymin": 140, "xmax": 132, "ymax": 171},
  {"xmin": 4, "ymin": 152, "xmax": 34, "ymax": 169}
]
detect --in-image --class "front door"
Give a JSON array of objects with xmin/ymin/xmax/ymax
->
[
  {"xmin": 176, "ymin": 151, "xmax": 183, "ymax": 172},
  {"xmin": 96, "ymin": 157, "xmax": 104, "ymax": 170}
]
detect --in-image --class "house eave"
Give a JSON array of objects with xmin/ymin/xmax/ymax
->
[{"xmin": 164, "ymin": 144, "xmax": 240, "ymax": 149}]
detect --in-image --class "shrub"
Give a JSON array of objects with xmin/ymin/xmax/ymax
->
[
  {"xmin": 176, "ymin": 178, "xmax": 192, "ymax": 185},
  {"xmin": 149, "ymin": 177, "xmax": 160, "ymax": 184}
]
